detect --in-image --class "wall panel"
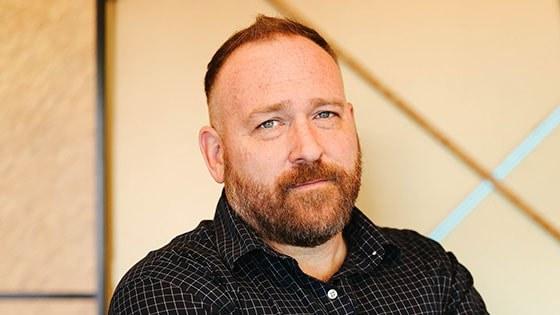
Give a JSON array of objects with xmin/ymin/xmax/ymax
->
[
  {"xmin": 444, "ymin": 192, "xmax": 560, "ymax": 314},
  {"xmin": 507, "ymin": 126, "xmax": 560, "ymax": 230},
  {"xmin": 0, "ymin": 0, "xmax": 98, "ymax": 311}
]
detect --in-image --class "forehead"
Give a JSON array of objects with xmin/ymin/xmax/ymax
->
[{"xmin": 210, "ymin": 35, "xmax": 345, "ymax": 118}]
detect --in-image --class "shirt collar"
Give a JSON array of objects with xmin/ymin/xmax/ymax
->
[
  {"xmin": 213, "ymin": 190, "xmax": 274, "ymax": 270},
  {"xmin": 213, "ymin": 189, "xmax": 400, "ymax": 273},
  {"xmin": 337, "ymin": 207, "xmax": 401, "ymax": 277}
]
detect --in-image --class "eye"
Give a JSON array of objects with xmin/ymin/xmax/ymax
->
[
  {"xmin": 258, "ymin": 119, "xmax": 280, "ymax": 129},
  {"xmin": 315, "ymin": 111, "xmax": 337, "ymax": 119}
]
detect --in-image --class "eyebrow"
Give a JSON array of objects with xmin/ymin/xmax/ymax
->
[
  {"xmin": 310, "ymin": 97, "xmax": 346, "ymax": 109},
  {"xmin": 247, "ymin": 101, "xmax": 291, "ymax": 121}
]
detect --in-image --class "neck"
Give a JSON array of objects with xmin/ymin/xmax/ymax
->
[{"xmin": 266, "ymin": 233, "xmax": 347, "ymax": 282}]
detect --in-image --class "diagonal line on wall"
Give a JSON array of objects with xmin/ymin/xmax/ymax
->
[
  {"xmin": 430, "ymin": 106, "xmax": 560, "ymax": 241},
  {"xmin": 265, "ymin": 0, "xmax": 560, "ymax": 243}
]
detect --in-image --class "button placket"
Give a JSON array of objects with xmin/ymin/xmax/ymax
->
[{"xmin": 327, "ymin": 288, "xmax": 338, "ymax": 300}]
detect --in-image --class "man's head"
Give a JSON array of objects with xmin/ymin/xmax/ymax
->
[
  {"xmin": 199, "ymin": 15, "xmax": 362, "ymax": 247},
  {"xmin": 204, "ymin": 15, "xmax": 337, "ymax": 108}
]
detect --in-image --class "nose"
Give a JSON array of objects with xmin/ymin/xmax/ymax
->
[{"xmin": 288, "ymin": 118, "xmax": 324, "ymax": 164}]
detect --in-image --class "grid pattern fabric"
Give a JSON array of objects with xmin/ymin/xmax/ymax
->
[{"xmin": 109, "ymin": 192, "xmax": 487, "ymax": 314}]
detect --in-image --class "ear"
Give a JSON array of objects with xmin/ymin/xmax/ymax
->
[
  {"xmin": 347, "ymin": 102, "xmax": 355, "ymax": 116},
  {"xmin": 199, "ymin": 126, "xmax": 225, "ymax": 183}
]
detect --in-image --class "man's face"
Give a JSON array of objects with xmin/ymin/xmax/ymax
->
[{"xmin": 210, "ymin": 35, "xmax": 361, "ymax": 247}]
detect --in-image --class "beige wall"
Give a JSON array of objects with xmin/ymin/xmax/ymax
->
[
  {"xmin": 108, "ymin": 1, "xmax": 560, "ymax": 313},
  {"xmin": 1, "ymin": 0, "xmax": 98, "ymax": 314}
]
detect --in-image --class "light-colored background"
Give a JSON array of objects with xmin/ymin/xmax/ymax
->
[
  {"xmin": 108, "ymin": 1, "xmax": 560, "ymax": 313},
  {"xmin": 3, "ymin": 1, "xmax": 559, "ymax": 314}
]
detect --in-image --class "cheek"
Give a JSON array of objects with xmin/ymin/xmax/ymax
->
[
  {"xmin": 322, "ymin": 130, "xmax": 359, "ymax": 167},
  {"xmin": 228, "ymin": 141, "xmax": 287, "ymax": 185}
]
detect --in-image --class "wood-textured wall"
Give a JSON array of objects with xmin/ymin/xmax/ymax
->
[{"xmin": 0, "ymin": 1, "xmax": 97, "ymax": 314}]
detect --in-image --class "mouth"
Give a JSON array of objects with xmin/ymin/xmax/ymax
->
[{"xmin": 292, "ymin": 179, "xmax": 331, "ymax": 190}]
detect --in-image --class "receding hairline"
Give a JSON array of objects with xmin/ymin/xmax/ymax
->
[
  {"xmin": 206, "ymin": 33, "xmax": 340, "ymax": 132},
  {"xmin": 204, "ymin": 15, "xmax": 337, "ymax": 102}
]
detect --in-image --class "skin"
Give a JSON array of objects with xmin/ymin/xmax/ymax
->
[{"xmin": 199, "ymin": 35, "xmax": 360, "ymax": 281}]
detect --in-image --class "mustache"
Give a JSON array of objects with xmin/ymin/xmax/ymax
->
[{"xmin": 277, "ymin": 161, "xmax": 345, "ymax": 192}]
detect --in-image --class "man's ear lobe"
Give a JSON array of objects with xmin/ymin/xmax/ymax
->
[{"xmin": 199, "ymin": 126, "xmax": 225, "ymax": 183}]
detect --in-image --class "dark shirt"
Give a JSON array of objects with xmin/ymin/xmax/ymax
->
[{"xmin": 109, "ymin": 192, "xmax": 488, "ymax": 314}]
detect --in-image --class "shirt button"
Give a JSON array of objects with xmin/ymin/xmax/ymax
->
[{"xmin": 327, "ymin": 289, "xmax": 338, "ymax": 300}]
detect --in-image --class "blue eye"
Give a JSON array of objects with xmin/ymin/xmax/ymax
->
[
  {"xmin": 315, "ymin": 111, "xmax": 336, "ymax": 119},
  {"xmin": 258, "ymin": 120, "xmax": 278, "ymax": 129}
]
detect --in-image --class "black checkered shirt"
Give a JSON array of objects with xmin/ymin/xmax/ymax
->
[{"xmin": 109, "ymin": 192, "xmax": 487, "ymax": 314}]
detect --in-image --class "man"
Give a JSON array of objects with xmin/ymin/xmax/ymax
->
[{"xmin": 109, "ymin": 15, "xmax": 487, "ymax": 314}]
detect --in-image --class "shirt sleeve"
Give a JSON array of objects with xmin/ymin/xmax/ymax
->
[
  {"xmin": 444, "ymin": 252, "xmax": 489, "ymax": 315},
  {"xmin": 108, "ymin": 277, "xmax": 213, "ymax": 315}
]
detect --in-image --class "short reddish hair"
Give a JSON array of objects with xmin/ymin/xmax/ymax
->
[{"xmin": 204, "ymin": 15, "xmax": 337, "ymax": 100}]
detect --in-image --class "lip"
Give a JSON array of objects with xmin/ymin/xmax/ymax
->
[{"xmin": 292, "ymin": 179, "xmax": 330, "ymax": 189}]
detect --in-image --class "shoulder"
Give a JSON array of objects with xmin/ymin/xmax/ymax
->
[
  {"xmin": 119, "ymin": 220, "xmax": 223, "ymax": 287},
  {"xmin": 109, "ymin": 220, "xmax": 235, "ymax": 314},
  {"xmin": 378, "ymin": 228, "xmax": 487, "ymax": 312},
  {"xmin": 379, "ymin": 227, "xmax": 458, "ymax": 272},
  {"xmin": 381, "ymin": 227, "xmax": 444, "ymax": 255}
]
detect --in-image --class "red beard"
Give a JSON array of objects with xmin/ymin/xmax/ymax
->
[{"xmin": 224, "ymin": 151, "xmax": 361, "ymax": 247}]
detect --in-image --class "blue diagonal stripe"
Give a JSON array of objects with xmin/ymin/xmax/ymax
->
[{"xmin": 430, "ymin": 106, "xmax": 560, "ymax": 242}]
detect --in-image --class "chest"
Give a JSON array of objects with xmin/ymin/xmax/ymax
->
[{"xmin": 220, "ymin": 259, "xmax": 447, "ymax": 314}]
